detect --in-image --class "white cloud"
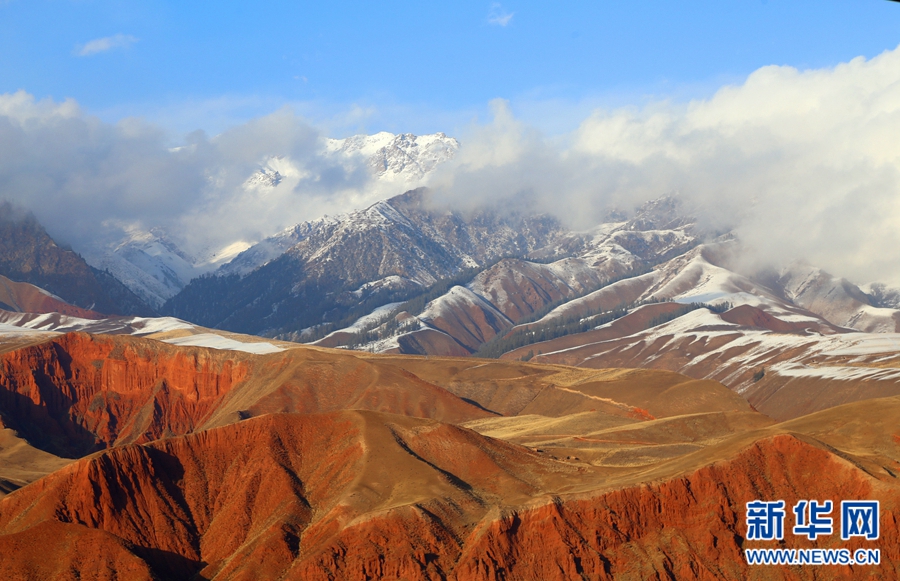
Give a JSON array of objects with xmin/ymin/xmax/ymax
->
[
  {"xmin": 432, "ymin": 45, "xmax": 900, "ymax": 286},
  {"xmin": 0, "ymin": 91, "xmax": 375, "ymax": 259},
  {"xmin": 488, "ymin": 3, "xmax": 514, "ymax": 27},
  {"xmin": 76, "ymin": 34, "xmax": 138, "ymax": 57}
]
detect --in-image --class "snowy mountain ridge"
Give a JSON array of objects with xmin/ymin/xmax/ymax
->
[
  {"xmin": 82, "ymin": 131, "xmax": 459, "ymax": 308},
  {"xmin": 82, "ymin": 227, "xmax": 248, "ymax": 309},
  {"xmin": 163, "ymin": 188, "xmax": 568, "ymax": 337}
]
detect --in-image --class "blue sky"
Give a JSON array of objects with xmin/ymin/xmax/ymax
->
[
  {"xmin": 2, "ymin": 1, "xmax": 899, "ymax": 136},
  {"xmin": 3, "ymin": 1, "xmax": 900, "ymax": 285}
]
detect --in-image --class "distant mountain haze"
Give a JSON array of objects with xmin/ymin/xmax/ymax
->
[
  {"xmin": 78, "ymin": 131, "xmax": 460, "ymax": 308},
  {"xmin": 0, "ymin": 203, "xmax": 155, "ymax": 316}
]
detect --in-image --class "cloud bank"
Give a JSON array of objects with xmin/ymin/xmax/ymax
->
[
  {"xmin": 2, "ymin": 45, "xmax": 900, "ymax": 286},
  {"xmin": 0, "ymin": 91, "xmax": 377, "ymax": 258},
  {"xmin": 432, "ymin": 46, "xmax": 900, "ymax": 286}
]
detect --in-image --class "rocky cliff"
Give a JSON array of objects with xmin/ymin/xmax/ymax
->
[{"xmin": 0, "ymin": 333, "xmax": 489, "ymax": 458}]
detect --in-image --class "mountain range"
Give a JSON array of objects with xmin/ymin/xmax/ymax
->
[
  {"xmin": 0, "ymin": 203, "xmax": 156, "ymax": 318},
  {"xmin": 5, "ymin": 128, "xmax": 900, "ymax": 428},
  {"xmin": 0, "ymin": 130, "xmax": 899, "ymax": 579}
]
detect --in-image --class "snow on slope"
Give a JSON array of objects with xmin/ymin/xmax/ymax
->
[
  {"xmin": 408, "ymin": 286, "xmax": 515, "ymax": 352},
  {"xmin": 513, "ymin": 247, "xmax": 778, "ymax": 332},
  {"xmin": 0, "ymin": 310, "xmax": 194, "ymax": 335},
  {"xmin": 860, "ymin": 282, "xmax": 900, "ymax": 309},
  {"xmin": 207, "ymin": 134, "xmax": 461, "ymax": 280},
  {"xmin": 517, "ymin": 271, "xmax": 663, "ymax": 331},
  {"xmin": 161, "ymin": 333, "xmax": 283, "ymax": 354},
  {"xmin": 337, "ymin": 302, "xmax": 404, "ymax": 334},
  {"xmin": 219, "ymin": 190, "xmax": 516, "ymax": 290},
  {"xmin": 420, "ymin": 286, "xmax": 513, "ymax": 326},
  {"xmin": 82, "ymin": 227, "xmax": 247, "ymax": 309},
  {"xmin": 462, "ymin": 258, "xmax": 607, "ymax": 325},
  {"xmin": 217, "ymin": 215, "xmax": 340, "ymax": 278},
  {"xmin": 778, "ymin": 263, "xmax": 900, "ymax": 333},
  {"xmin": 315, "ymin": 204, "xmax": 701, "ymax": 354},
  {"xmin": 310, "ymin": 302, "xmax": 405, "ymax": 346},
  {"xmin": 326, "ymin": 132, "xmax": 459, "ymax": 182},
  {"xmin": 536, "ymin": 303, "xmax": 900, "ymax": 390},
  {"xmin": 0, "ymin": 310, "xmax": 284, "ymax": 355}
]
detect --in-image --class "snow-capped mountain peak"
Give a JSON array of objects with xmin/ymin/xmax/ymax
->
[
  {"xmin": 245, "ymin": 167, "xmax": 283, "ymax": 189},
  {"xmin": 326, "ymin": 131, "xmax": 459, "ymax": 182}
]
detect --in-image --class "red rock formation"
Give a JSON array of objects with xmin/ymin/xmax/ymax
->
[
  {"xmin": 0, "ymin": 521, "xmax": 156, "ymax": 580},
  {"xmin": 0, "ymin": 411, "xmax": 896, "ymax": 581},
  {"xmin": 0, "ymin": 333, "xmax": 489, "ymax": 457},
  {"xmin": 452, "ymin": 434, "xmax": 900, "ymax": 580},
  {"xmin": 0, "ymin": 332, "xmax": 250, "ymax": 456}
]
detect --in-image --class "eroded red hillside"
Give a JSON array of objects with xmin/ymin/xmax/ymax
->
[
  {"xmin": 0, "ymin": 332, "xmax": 251, "ymax": 456},
  {"xmin": 0, "ymin": 333, "xmax": 489, "ymax": 458},
  {"xmin": 0, "ymin": 412, "xmax": 896, "ymax": 581}
]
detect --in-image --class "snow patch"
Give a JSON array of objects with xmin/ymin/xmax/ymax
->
[
  {"xmin": 128, "ymin": 317, "xmax": 196, "ymax": 335},
  {"xmin": 770, "ymin": 362, "xmax": 900, "ymax": 382},
  {"xmin": 421, "ymin": 286, "xmax": 513, "ymax": 325},
  {"xmin": 317, "ymin": 302, "xmax": 404, "ymax": 341},
  {"xmin": 161, "ymin": 333, "xmax": 283, "ymax": 354}
]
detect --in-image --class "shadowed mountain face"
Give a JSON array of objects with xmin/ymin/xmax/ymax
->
[
  {"xmin": 0, "ymin": 203, "xmax": 156, "ymax": 317},
  {"xmin": 0, "ymin": 274, "xmax": 103, "ymax": 319}
]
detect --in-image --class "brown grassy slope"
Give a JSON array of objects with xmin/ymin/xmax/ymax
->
[
  {"xmin": 0, "ymin": 331, "xmax": 744, "ymax": 497},
  {"xmin": 369, "ymin": 354, "xmax": 752, "ymax": 419},
  {"xmin": 0, "ymin": 418, "xmax": 71, "ymax": 497},
  {"xmin": 462, "ymin": 409, "xmax": 775, "ymax": 467}
]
